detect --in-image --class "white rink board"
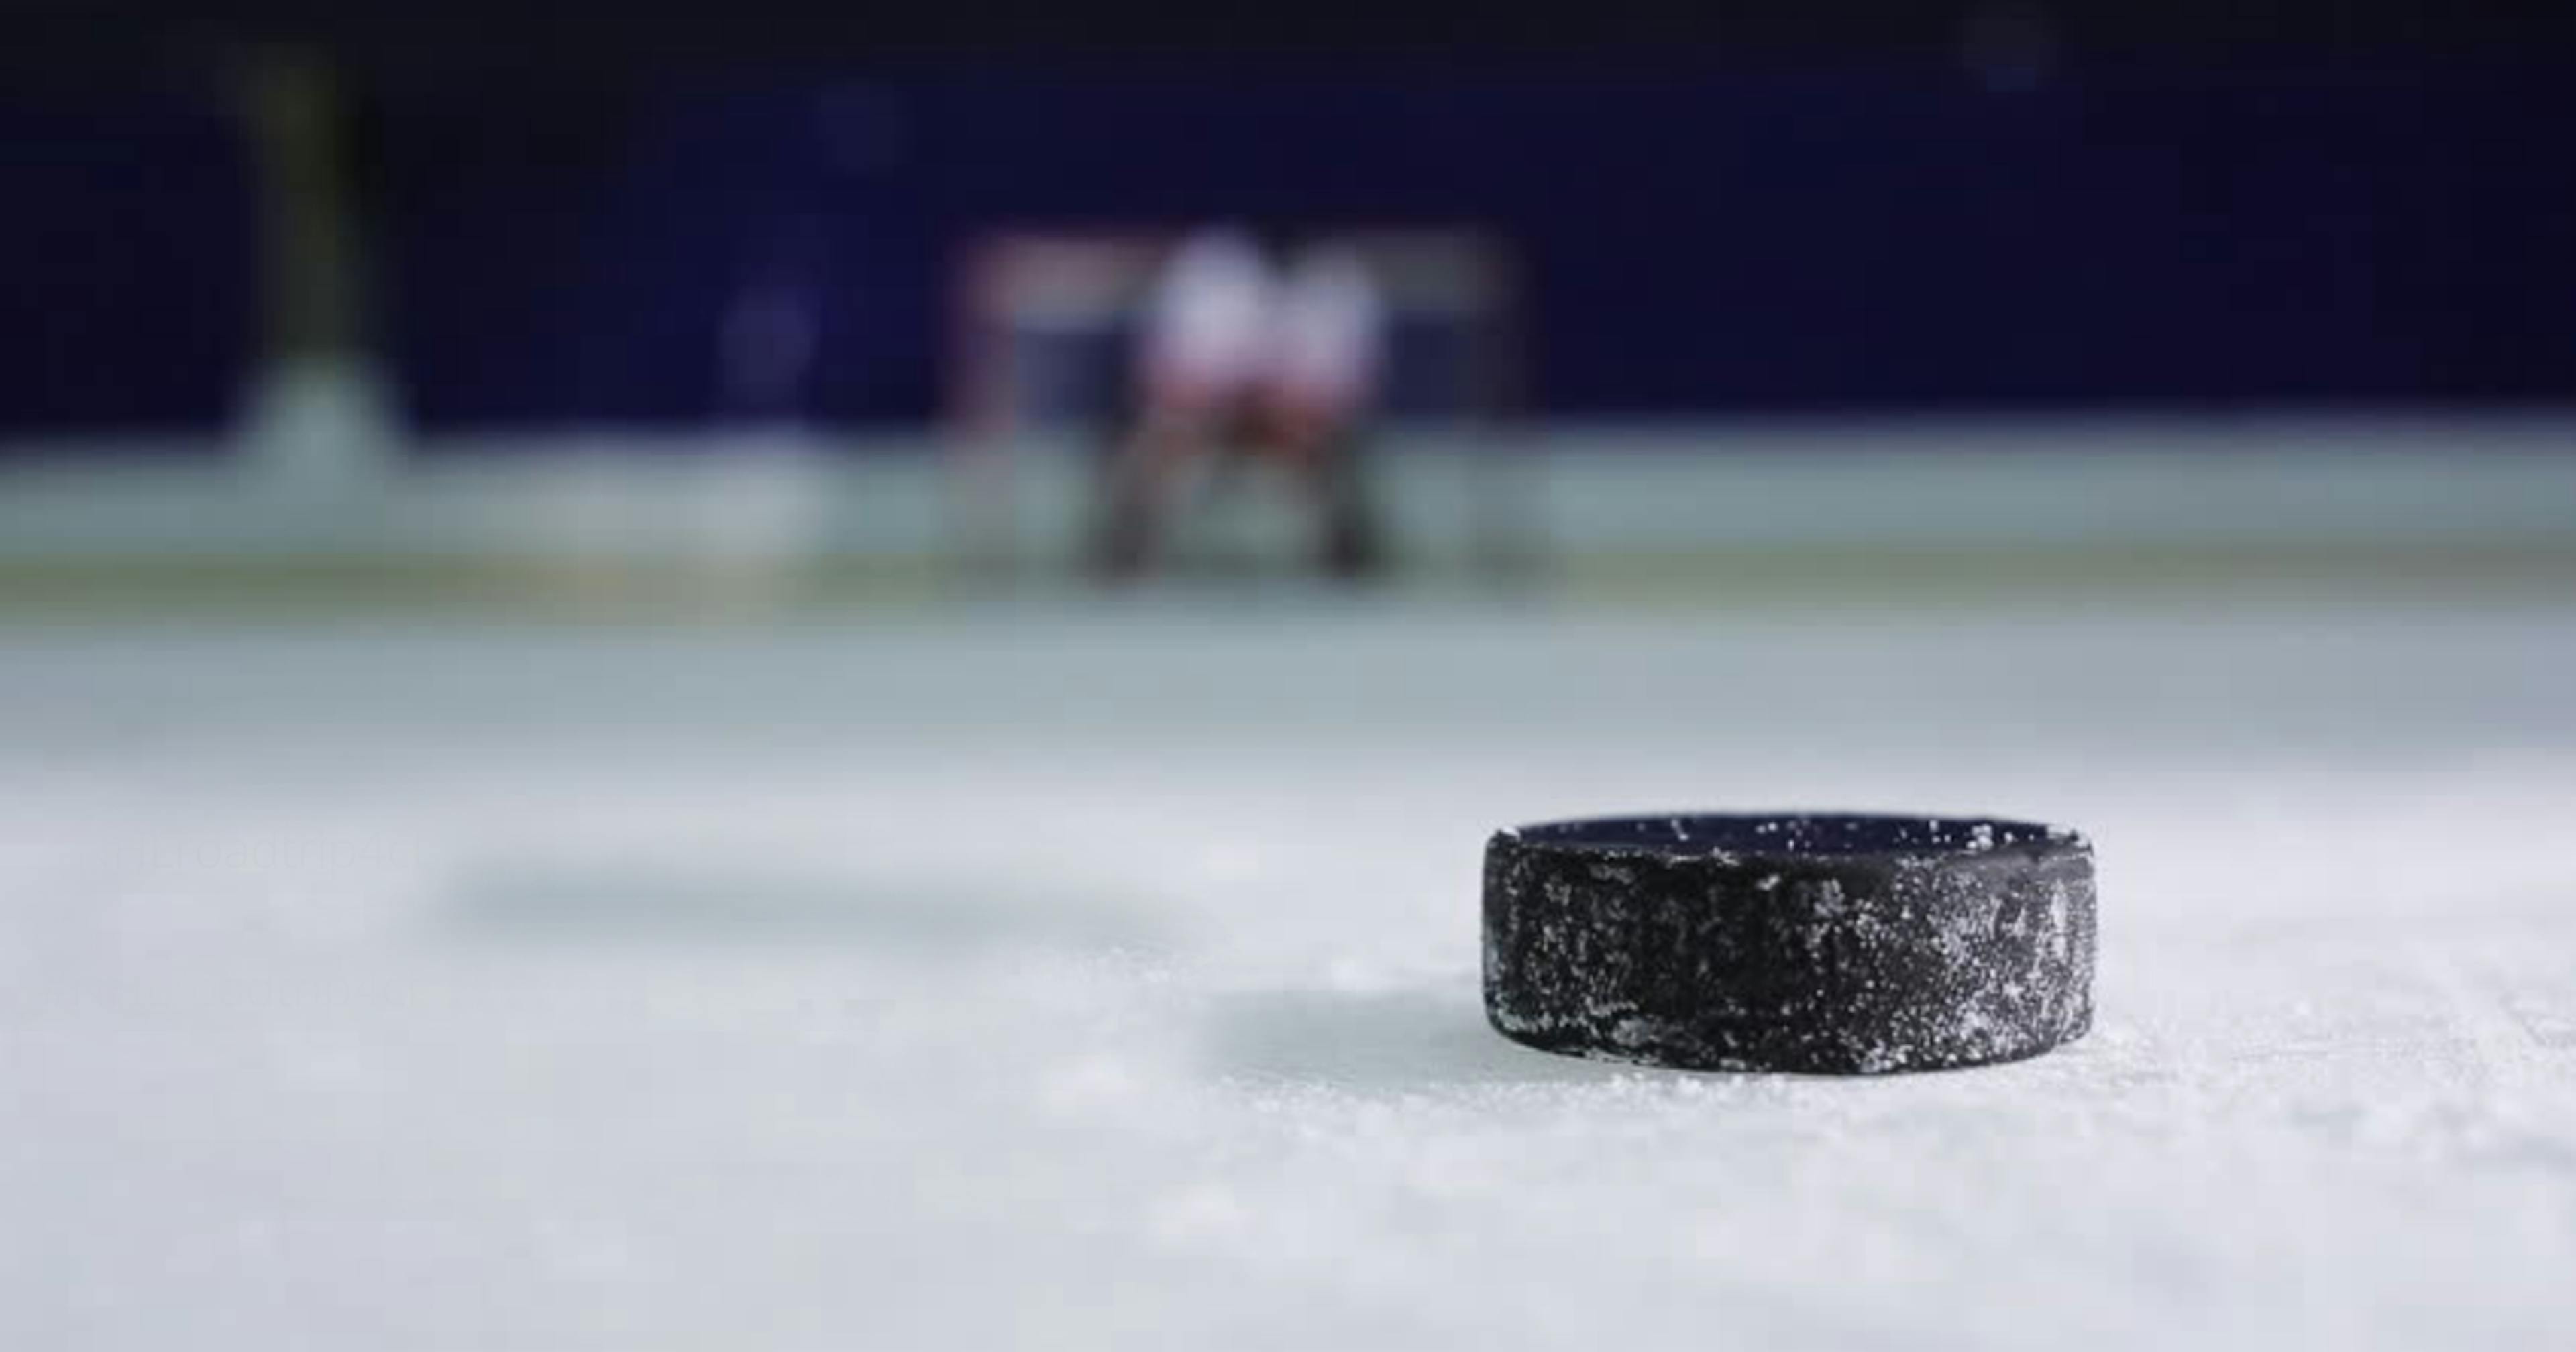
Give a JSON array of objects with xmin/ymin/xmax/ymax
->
[{"xmin": 3, "ymin": 601, "xmax": 2573, "ymax": 1349}]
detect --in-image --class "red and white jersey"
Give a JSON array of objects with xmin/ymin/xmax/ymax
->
[
  {"xmin": 1138, "ymin": 229, "xmax": 1383, "ymax": 413},
  {"xmin": 1269, "ymin": 243, "xmax": 1382, "ymax": 407}
]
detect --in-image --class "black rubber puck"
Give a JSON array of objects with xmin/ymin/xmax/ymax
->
[{"xmin": 1483, "ymin": 813, "xmax": 2095, "ymax": 1074}]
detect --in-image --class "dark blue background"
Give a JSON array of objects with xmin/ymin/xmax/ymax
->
[
  {"xmin": 4, "ymin": 62, "xmax": 2571, "ymax": 441},
  {"xmin": 0, "ymin": 90, "xmax": 258, "ymax": 438}
]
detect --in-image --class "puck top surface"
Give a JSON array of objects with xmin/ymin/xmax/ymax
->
[
  {"xmin": 1501, "ymin": 813, "xmax": 2081, "ymax": 860},
  {"xmin": 1483, "ymin": 813, "xmax": 2096, "ymax": 1074}
]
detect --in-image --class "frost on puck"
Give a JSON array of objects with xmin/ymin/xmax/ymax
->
[{"xmin": 1483, "ymin": 814, "xmax": 2095, "ymax": 1074}]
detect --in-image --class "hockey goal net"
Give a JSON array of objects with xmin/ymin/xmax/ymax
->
[{"xmin": 945, "ymin": 226, "xmax": 1532, "ymax": 579}]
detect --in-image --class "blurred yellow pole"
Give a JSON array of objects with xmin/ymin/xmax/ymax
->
[
  {"xmin": 229, "ymin": 44, "xmax": 398, "ymax": 494},
  {"xmin": 237, "ymin": 45, "xmax": 363, "ymax": 364}
]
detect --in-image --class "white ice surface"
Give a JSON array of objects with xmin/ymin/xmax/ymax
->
[{"xmin": 4, "ymin": 601, "xmax": 2574, "ymax": 1349}]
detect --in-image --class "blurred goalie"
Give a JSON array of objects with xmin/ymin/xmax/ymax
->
[{"xmin": 1092, "ymin": 225, "xmax": 1387, "ymax": 581}]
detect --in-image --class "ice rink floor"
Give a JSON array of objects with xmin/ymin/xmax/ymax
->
[{"xmin": 5, "ymin": 597, "xmax": 2574, "ymax": 1349}]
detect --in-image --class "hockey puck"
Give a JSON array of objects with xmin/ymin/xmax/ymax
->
[{"xmin": 1483, "ymin": 814, "xmax": 2094, "ymax": 1074}]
